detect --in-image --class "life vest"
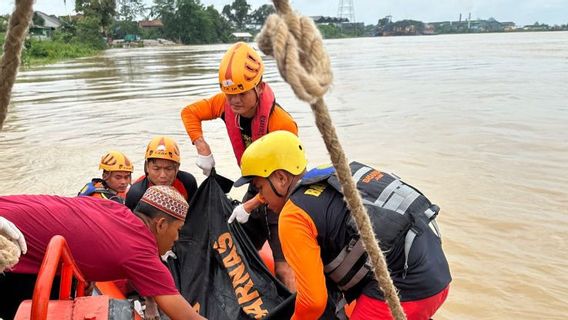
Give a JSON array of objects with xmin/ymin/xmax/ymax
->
[
  {"xmin": 224, "ymin": 82, "xmax": 275, "ymax": 165},
  {"xmin": 78, "ymin": 178, "xmax": 125, "ymax": 204},
  {"xmin": 134, "ymin": 175, "xmax": 190, "ymax": 201},
  {"xmin": 295, "ymin": 161, "xmax": 442, "ymax": 294}
]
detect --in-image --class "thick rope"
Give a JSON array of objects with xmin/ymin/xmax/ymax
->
[
  {"xmin": 0, "ymin": 0, "xmax": 34, "ymax": 131},
  {"xmin": 0, "ymin": 235, "xmax": 20, "ymax": 273},
  {"xmin": 256, "ymin": 1, "xmax": 406, "ymax": 319}
]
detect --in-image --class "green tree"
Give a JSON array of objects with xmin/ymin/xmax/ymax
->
[
  {"xmin": 318, "ymin": 24, "xmax": 342, "ymax": 39},
  {"xmin": 117, "ymin": 0, "xmax": 145, "ymax": 22},
  {"xmin": 222, "ymin": 0, "xmax": 250, "ymax": 29},
  {"xmin": 111, "ymin": 20, "xmax": 140, "ymax": 40},
  {"xmin": 152, "ymin": 0, "xmax": 230, "ymax": 44},
  {"xmin": 204, "ymin": 5, "xmax": 233, "ymax": 43},
  {"xmin": 152, "ymin": 0, "xmax": 175, "ymax": 39},
  {"xmin": 249, "ymin": 4, "xmax": 274, "ymax": 26},
  {"xmin": 75, "ymin": 0, "xmax": 116, "ymax": 38},
  {"xmin": 0, "ymin": 15, "xmax": 9, "ymax": 33},
  {"xmin": 74, "ymin": 15, "xmax": 107, "ymax": 49},
  {"xmin": 32, "ymin": 12, "xmax": 45, "ymax": 26}
]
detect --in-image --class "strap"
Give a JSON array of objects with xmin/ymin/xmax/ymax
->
[
  {"xmin": 338, "ymin": 263, "xmax": 370, "ymax": 291},
  {"xmin": 424, "ymin": 205, "xmax": 439, "ymax": 220},
  {"xmin": 403, "ymin": 228, "xmax": 417, "ymax": 279},
  {"xmin": 395, "ymin": 187, "xmax": 420, "ymax": 215},
  {"xmin": 326, "ymin": 239, "xmax": 366, "ymax": 283},
  {"xmin": 374, "ymin": 179, "xmax": 402, "ymax": 207},
  {"xmin": 424, "ymin": 205, "xmax": 441, "ymax": 238},
  {"xmin": 335, "ymin": 297, "xmax": 348, "ymax": 320},
  {"xmin": 324, "ymin": 239, "xmax": 353, "ymax": 273}
]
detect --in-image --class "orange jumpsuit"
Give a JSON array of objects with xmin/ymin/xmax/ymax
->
[{"xmin": 180, "ymin": 92, "xmax": 298, "ymax": 148}]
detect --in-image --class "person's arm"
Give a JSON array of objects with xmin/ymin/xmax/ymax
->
[
  {"xmin": 279, "ymin": 201, "xmax": 328, "ymax": 320},
  {"xmin": 228, "ymin": 193, "xmax": 264, "ymax": 223},
  {"xmin": 154, "ymin": 294, "xmax": 206, "ymax": 320},
  {"xmin": 274, "ymin": 261, "xmax": 296, "ymax": 292},
  {"xmin": 180, "ymin": 93, "xmax": 226, "ymax": 146},
  {"xmin": 181, "ymin": 93, "xmax": 226, "ymax": 175}
]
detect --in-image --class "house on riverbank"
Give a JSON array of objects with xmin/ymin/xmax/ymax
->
[{"xmin": 29, "ymin": 11, "xmax": 63, "ymax": 39}]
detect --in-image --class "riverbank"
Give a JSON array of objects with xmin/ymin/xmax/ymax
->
[{"xmin": 1, "ymin": 33, "xmax": 101, "ymax": 67}]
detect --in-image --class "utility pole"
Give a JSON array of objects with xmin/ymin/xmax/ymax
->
[{"xmin": 337, "ymin": 0, "xmax": 355, "ymax": 22}]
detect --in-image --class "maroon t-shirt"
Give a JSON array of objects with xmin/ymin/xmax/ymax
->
[{"xmin": 0, "ymin": 195, "xmax": 178, "ymax": 297}]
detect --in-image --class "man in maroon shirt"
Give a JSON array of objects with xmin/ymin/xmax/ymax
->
[{"xmin": 0, "ymin": 186, "xmax": 205, "ymax": 320}]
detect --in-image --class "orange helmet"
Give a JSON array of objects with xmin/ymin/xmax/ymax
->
[
  {"xmin": 219, "ymin": 42, "xmax": 264, "ymax": 94},
  {"xmin": 99, "ymin": 151, "xmax": 134, "ymax": 172},
  {"xmin": 145, "ymin": 136, "xmax": 181, "ymax": 164}
]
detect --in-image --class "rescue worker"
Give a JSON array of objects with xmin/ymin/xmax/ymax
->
[
  {"xmin": 78, "ymin": 150, "xmax": 133, "ymax": 204},
  {"xmin": 234, "ymin": 131, "xmax": 452, "ymax": 320},
  {"xmin": 0, "ymin": 186, "xmax": 205, "ymax": 320},
  {"xmin": 125, "ymin": 136, "xmax": 198, "ymax": 211},
  {"xmin": 180, "ymin": 42, "xmax": 298, "ymax": 289}
]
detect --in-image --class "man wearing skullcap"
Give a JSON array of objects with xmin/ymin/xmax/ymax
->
[{"xmin": 0, "ymin": 187, "xmax": 205, "ymax": 320}]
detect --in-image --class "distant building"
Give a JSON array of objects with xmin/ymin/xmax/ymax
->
[
  {"xmin": 523, "ymin": 23, "xmax": 549, "ymax": 31},
  {"xmin": 138, "ymin": 19, "xmax": 163, "ymax": 30},
  {"xmin": 311, "ymin": 16, "xmax": 348, "ymax": 25},
  {"xmin": 501, "ymin": 22, "xmax": 516, "ymax": 31},
  {"xmin": 29, "ymin": 11, "xmax": 63, "ymax": 39},
  {"xmin": 430, "ymin": 18, "xmax": 515, "ymax": 34},
  {"xmin": 231, "ymin": 32, "xmax": 253, "ymax": 41}
]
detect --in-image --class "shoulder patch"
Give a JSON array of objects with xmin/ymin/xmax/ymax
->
[{"xmin": 304, "ymin": 183, "xmax": 327, "ymax": 197}]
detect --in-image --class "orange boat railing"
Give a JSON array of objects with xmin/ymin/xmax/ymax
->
[{"xmin": 30, "ymin": 235, "xmax": 88, "ymax": 320}]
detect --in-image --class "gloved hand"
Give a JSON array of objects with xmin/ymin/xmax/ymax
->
[
  {"xmin": 228, "ymin": 204, "xmax": 250, "ymax": 224},
  {"xmin": 0, "ymin": 216, "xmax": 27, "ymax": 254},
  {"xmin": 196, "ymin": 153, "xmax": 215, "ymax": 176}
]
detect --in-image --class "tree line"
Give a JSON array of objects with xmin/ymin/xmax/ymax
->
[{"xmin": 75, "ymin": 0, "xmax": 276, "ymax": 45}]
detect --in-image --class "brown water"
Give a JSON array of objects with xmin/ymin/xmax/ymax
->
[{"xmin": 1, "ymin": 32, "xmax": 567, "ymax": 319}]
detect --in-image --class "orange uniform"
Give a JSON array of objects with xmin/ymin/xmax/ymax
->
[
  {"xmin": 180, "ymin": 89, "xmax": 298, "ymax": 156},
  {"xmin": 279, "ymin": 201, "xmax": 329, "ymax": 319}
]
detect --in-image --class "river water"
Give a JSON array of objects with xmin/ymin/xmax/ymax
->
[{"xmin": 1, "ymin": 31, "xmax": 567, "ymax": 319}]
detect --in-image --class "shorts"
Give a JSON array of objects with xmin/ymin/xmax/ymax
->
[{"xmin": 350, "ymin": 286, "xmax": 450, "ymax": 320}]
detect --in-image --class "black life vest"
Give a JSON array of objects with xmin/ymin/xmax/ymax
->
[{"xmin": 294, "ymin": 161, "xmax": 442, "ymax": 295}]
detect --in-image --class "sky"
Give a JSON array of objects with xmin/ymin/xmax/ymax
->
[{"xmin": 1, "ymin": 0, "xmax": 567, "ymax": 26}]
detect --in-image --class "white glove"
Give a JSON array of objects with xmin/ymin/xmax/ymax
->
[
  {"xmin": 228, "ymin": 204, "xmax": 250, "ymax": 224},
  {"xmin": 196, "ymin": 153, "xmax": 215, "ymax": 176},
  {"xmin": 0, "ymin": 216, "xmax": 27, "ymax": 254}
]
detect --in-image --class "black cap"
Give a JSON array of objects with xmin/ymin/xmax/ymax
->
[{"xmin": 233, "ymin": 176, "xmax": 253, "ymax": 187}]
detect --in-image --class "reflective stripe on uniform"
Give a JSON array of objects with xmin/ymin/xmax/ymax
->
[
  {"xmin": 375, "ymin": 179, "xmax": 403, "ymax": 207},
  {"xmin": 352, "ymin": 166, "xmax": 373, "ymax": 184}
]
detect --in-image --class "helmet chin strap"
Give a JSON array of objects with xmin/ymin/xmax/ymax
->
[
  {"xmin": 267, "ymin": 177, "xmax": 285, "ymax": 198},
  {"xmin": 267, "ymin": 173, "xmax": 298, "ymax": 199}
]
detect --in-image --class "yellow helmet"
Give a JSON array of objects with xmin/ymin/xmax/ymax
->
[
  {"xmin": 145, "ymin": 136, "xmax": 181, "ymax": 164},
  {"xmin": 234, "ymin": 131, "xmax": 307, "ymax": 187},
  {"xmin": 219, "ymin": 42, "xmax": 264, "ymax": 94},
  {"xmin": 99, "ymin": 151, "xmax": 134, "ymax": 172}
]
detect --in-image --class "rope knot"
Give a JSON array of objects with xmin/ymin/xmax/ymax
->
[{"xmin": 256, "ymin": 1, "xmax": 333, "ymax": 104}]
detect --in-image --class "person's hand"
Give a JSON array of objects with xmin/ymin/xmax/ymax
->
[
  {"xmin": 228, "ymin": 204, "xmax": 250, "ymax": 224},
  {"xmin": 196, "ymin": 153, "xmax": 215, "ymax": 176},
  {"xmin": 0, "ymin": 216, "xmax": 27, "ymax": 254},
  {"xmin": 144, "ymin": 296, "xmax": 160, "ymax": 320}
]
